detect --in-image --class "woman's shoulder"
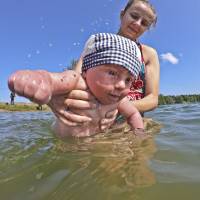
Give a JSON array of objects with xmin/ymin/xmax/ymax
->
[
  {"xmin": 140, "ymin": 43, "xmax": 159, "ymax": 64},
  {"xmin": 141, "ymin": 44, "xmax": 158, "ymax": 56}
]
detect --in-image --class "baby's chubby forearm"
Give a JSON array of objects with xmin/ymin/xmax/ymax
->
[
  {"xmin": 118, "ymin": 97, "xmax": 144, "ymax": 129},
  {"xmin": 8, "ymin": 70, "xmax": 80, "ymax": 104}
]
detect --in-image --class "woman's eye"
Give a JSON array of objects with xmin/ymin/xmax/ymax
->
[
  {"xmin": 130, "ymin": 13, "xmax": 139, "ymax": 20},
  {"xmin": 130, "ymin": 13, "xmax": 152, "ymax": 28},
  {"xmin": 141, "ymin": 19, "xmax": 151, "ymax": 27}
]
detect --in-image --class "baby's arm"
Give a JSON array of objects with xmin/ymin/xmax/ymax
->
[
  {"xmin": 8, "ymin": 70, "xmax": 80, "ymax": 104},
  {"xmin": 118, "ymin": 97, "xmax": 144, "ymax": 130}
]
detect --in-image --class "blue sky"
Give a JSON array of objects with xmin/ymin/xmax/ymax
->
[{"xmin": 0, "ymin": 0, "xmax": 200, "ymax": 102}]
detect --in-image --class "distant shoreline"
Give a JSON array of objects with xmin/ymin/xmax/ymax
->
[{"xmin": 0, "ymin": 102, "xmax": 50, "ymax": 112}]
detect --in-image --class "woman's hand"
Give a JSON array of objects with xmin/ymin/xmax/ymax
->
[
  {"xmin": 48, "ymin": 94, "xmax": 93, "ymax": 126},
  {"xmin": 48, "ymin": 77, "xmax": 96, "ymax": 126},
  {"xmin": 100, "ymin": 109, "xmax": 118, "ymax": 131},
  {"xmin": 65, "ymin": 89, "xmax": 119, "ymax": 130},
  {"xmin": 56, "ymin": 88, "xmax": 118, "ymax": 129},
  {"xmin": 65, "ymin": 89, "xmax": 97, "ymax": 109}
]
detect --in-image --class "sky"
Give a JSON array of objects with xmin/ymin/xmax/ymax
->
[{"xmin": 0, "ymin": 0, "xmax": 200, "ymax": 102}]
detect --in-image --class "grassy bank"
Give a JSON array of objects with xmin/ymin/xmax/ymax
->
[{"xmin": 0, "ymin": 102, "xmax": 50, "ymax": 112}]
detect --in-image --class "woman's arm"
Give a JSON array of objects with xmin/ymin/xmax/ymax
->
[{"xmin": 127, "ymin": 45, "xmax": 160, "ymax": 113}]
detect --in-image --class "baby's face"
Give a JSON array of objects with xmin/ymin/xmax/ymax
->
[{"xmin": 84, "ymin": 64, "xmax": 135, "ymax": 104}]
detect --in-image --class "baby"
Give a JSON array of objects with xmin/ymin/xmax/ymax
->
[{"xmin": 8, "ymin": 33, "xmax": 144, "ymax": 137}]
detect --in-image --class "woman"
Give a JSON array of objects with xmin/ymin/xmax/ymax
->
[{"xmin": 49, "ymin": 0, "xmax": 160, "ymax": 129}]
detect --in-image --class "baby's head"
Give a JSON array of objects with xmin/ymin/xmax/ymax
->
[{"xmin": 82, "ymin": 33, "xmax": 142, "ymax": 104}]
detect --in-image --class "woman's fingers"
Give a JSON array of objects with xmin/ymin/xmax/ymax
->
[
  {"xmin": 65, "ymin": 90, "xmax": 97, "ymax": 109},
  {"xmin": 65, "ymin": 99, "xmax": 97, "ymax": 109},
  {"xmin": 49, "ymin": 97, "xmax": 91, "ymax": 126},
  {"xmin": 100, "ymin": 109, "xmax": 118, "ymax": 131},
  {"xmin": 105, "ymin": 109, "xmax": 118, "ymax": 118},
  {"xmin": 60, "ymin": 110, "xmax": 92, "ymax": 123},
  {"xmin": 51, "ymin": 106, "xmax": 81, "ymax": 126},
  {"xmin": 54, "ymin": 112, "xmax": 79, "ymax": 126},
  {"xmin": 67, "ymin": 90, "xmax": 95, "ymax": 101},
  {"xmin": 48, "ymin": 93, "xmax": 94, "ymax": 126},
  {"xmin": 100, "ymin": 120, "xmax": 114, "ymax": 131}
]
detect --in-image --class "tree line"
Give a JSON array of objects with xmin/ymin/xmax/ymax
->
[{"xmin": 159, "ymin": 94, "xmax": 200, "ymax": 105}]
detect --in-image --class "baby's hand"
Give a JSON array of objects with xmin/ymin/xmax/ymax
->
[{"xmin": 118, "ymin": 97, "xmax": 144, "ymax": 130}]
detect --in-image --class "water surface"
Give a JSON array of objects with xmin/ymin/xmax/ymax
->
[{"xmin": 0, "ymin": 103, "xmax": 200, "ymax": 200}]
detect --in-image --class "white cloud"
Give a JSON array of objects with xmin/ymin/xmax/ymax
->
[{"xmin": 160, "ymin": 52, "xmax": 179, "ymax": 64}]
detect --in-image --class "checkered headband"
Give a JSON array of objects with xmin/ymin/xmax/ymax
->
[{"xmin": 82, "ymin": 33, "xmax": 142, "ymax": 78}]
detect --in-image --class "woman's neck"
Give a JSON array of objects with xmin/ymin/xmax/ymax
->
[{"xmin": 117, "ymin": 30, "xmax": 137, "ymax": 42}]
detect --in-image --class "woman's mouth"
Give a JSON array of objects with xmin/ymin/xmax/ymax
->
[{"xmin": 128, "ymin": 26, "xmax": 139, "ymax": 35}]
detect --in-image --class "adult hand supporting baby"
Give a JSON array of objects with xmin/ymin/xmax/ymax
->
[
  {"xmin": 8, "ymin": 69, "xmax": 93, "ymax": 126},
  {"xmin": 64, "ymin": 90, "xmax": 118, "ymax": 130},
  {"xmin": 48, "ymin": 74, "xmax": 94, "ymax": 126}
]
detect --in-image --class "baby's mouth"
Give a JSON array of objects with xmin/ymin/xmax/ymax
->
[{"xmin": 109, "ymin": 93, "xmax": 121, "ymax": 101}]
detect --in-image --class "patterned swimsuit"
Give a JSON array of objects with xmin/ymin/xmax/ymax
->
[{"xmin": 127, "ymin": 42, "xmax": 145, "ymax": 101}]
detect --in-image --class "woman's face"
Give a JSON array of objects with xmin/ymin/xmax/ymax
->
[{"xmin": 119, "ymin": 1, "xmax": 155, "ymax": 41}]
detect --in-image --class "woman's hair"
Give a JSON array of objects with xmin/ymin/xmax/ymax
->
[{"xmin": 123, "ymin": 0, "xmax": 157, "ymax": 27}]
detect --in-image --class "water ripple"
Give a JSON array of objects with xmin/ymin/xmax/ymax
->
[{"xmin": 1, "ymin": 104, "xmax": 200, "ymax": 199}]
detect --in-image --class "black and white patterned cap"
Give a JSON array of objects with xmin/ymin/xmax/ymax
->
[{"xmin": 82, "ymin": 33, "xmax": 142, "ymax": 78}]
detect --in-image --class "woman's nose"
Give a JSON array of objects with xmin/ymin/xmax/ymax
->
[{"xmin": 134, "ymin": 18, "xmax": 143, "ymax": 26}]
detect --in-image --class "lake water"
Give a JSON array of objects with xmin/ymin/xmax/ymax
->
[{"xmin": 0, "ymin": 103, "xmax": 200, "ymax": 200}]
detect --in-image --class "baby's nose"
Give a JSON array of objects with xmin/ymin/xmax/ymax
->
[{"xmin": 115, "ymin": 80, "xmax": 126, "ymax": 89}]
